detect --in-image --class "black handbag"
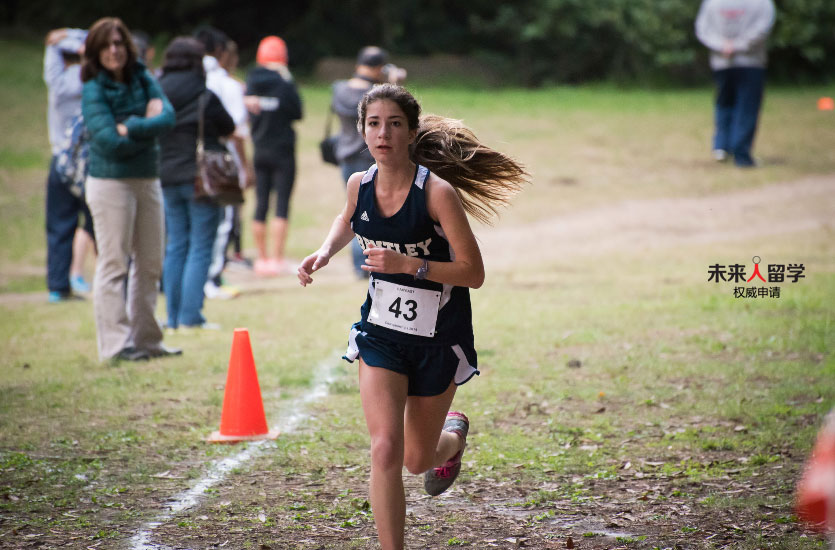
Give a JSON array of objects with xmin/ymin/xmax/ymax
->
[
  {"xmin": 194, "ymin": 92, "xmax": 244, "ymax": 205},
  {"xmin": 319, "ymin": 107, "xmax": 339, "ymax": 166}
]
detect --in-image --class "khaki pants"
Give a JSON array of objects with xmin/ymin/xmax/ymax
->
[{"xmin": 85, "ymin": 176, "xmax": 164, "ymax": 360}]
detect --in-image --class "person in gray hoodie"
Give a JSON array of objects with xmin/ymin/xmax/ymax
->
[{"xmin": 696, "ymin": 0, "xmax": 775, "ymax": 167}]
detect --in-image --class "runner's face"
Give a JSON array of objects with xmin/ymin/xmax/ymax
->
[
  {"xmin": 363, "ymin": 99, "xmax": 416, "ymax": 162},
  {"xmin": 99, "ymin": 29, "xmax": 128, "ymax": 76}
]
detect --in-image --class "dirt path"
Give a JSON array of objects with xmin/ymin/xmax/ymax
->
[
  {"xmin": 2, "ymin": 175, "xmax": 831, "ymax": 307},
  {"xmin": 141, "ymin": 445, "xmax": 811, "ymax": 550},
  {"xmin": 478, "ymin": 174, "xmax": 835, "ymax": 270}
]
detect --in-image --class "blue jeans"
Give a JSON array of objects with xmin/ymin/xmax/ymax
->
[
  {"xmin": 46, "ymin": 156, "xmax": 95, "ymax": 292},
  {"xmin": 162, "ymin": 183, "xmax": 221, "ymax": 328},
  {"xmin": 340, "ymin": 153, "xmax": 375, "ymax": 276},
  {"xmin": 712, "ymin": 67, "xmax": 766, "ymax": 167}
]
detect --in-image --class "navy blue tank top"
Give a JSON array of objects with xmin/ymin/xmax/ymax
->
[{"xmin": 350, "ymin": 164, "xmax": 474, "ymax": 346}]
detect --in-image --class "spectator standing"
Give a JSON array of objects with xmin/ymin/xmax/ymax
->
[
  {"xmin": 696, "ymin": 0, "xmax": 775, "ymax": 167},
  {"xmin": 245, "ymin": 36, "xmax": 303, "ymax": 276},
  {"xmin": 331, "ymin": 46, "xmax": 404, "ymax": 277},
  {"xmin": 81, "ymin": 17, "xmax": 179, "ymax": 362},
  {"xmin": 131, "ymin": 30, "xmax": 157, "ymax": 72},
  {"xmin": 195, "ymin": 27, "xmax": 251, "ymax": 298},
  {"xmin": 218, "ymin": 39, "xmax": 250, "ymax": 269},
  {"xmin": 43, "ymin": 27, "xmax": 96, "ymax": 301},
  {"xmin": 158, "ymin": 37, "xmax": 235, "ymax": 331}
]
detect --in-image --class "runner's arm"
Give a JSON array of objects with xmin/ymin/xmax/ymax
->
[{"xmin": 297, "ymin": 173, "xmax": 361, "ymax": 286}]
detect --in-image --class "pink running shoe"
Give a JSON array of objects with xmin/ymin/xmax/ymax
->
[
  {"xmin": 254, "ymin": 258, "xmax": 278, "ymax": 277},
  {"xmin": 424, "ymin": 412, "xmax": 469, "ymax": 496}
]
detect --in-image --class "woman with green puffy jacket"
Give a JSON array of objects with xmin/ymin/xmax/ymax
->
[{"xmin": 81, "ymin": 17, "xmax": 179, "ymax": 362}]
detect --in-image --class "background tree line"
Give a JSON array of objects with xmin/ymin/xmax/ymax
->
[{"xmin": 3, "ymin": 0, "xmax": 833, "ymax": 85}]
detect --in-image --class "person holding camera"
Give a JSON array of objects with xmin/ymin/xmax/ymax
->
[{"xmin": 330, "ymin": 46, "xmax": 406, "ymax": 278}]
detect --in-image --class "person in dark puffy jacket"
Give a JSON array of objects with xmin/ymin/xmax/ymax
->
[
  {"xmin": 81, "ymin": 17, "xmax": 177, "ymax": 362},
  {"xmin": 158, "ymin": 37, "xmax": 235, "ymax": 332}
]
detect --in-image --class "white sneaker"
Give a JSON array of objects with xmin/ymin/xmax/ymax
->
[
  {"xmin": 179, "ymin": 322, "xmax": 221, "ymax": 332},
  {"xmin": 204, "ymin": 282, "xmax": 239, "ymax": 300},
  {"xmin": 712, "ymin": 149, "xmax": 729, "ymax": 162}
]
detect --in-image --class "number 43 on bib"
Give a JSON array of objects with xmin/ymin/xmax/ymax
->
[{"xmin": 369, "ymin": 280, "xmax": 441, "ymax": 337}]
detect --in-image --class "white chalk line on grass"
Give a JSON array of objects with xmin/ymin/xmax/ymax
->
[{"xmin": 129, "ymin": 355, "xmax": 339, "ymax": 550}]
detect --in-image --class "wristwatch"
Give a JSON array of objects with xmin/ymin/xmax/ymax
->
[{"xmin": 414, "ymin": 258, "xmax": 429, "ymax": 280}]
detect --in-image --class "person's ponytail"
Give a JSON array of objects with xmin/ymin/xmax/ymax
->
[
  {"xmin": 413, "ymin": 115, "xmax": 529, "ymax": 225},
  {"xmin": 358, "ymin": 84, "xmax": 530, "ymax": 223}
]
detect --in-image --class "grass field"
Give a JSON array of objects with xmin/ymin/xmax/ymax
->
[{"xmin": 1, "ymin": 37, "xmax": 834, "ymax": 549}]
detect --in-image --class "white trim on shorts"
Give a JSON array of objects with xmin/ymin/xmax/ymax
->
[{"xmin": 343, "ymin": 326, "xmax": 479, "ymax": 387}]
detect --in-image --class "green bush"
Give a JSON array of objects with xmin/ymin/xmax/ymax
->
[
  {"xmin": 466, "ymin": 0, "xmax": 835, "ymax": 84},
  {"xmin": 4, "ymin": 0, "xmax": 834, "ymax": 84}
]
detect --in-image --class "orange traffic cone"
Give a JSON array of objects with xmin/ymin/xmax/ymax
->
[
  {"xmin": 818, "ymin": 97, "xmax": 834, "ymax": 111},
  {"xmin": 796, "ymin": 409, "xmax": 835, "ymax": 532},
  {"xmin": 208, "ymin": 328, "xmax": 279, "ymax": 443}
]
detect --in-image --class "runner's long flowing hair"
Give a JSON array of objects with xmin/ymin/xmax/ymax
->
[{"xmin": 358, "ymin": 84, "xmax": 530, "ymax": 224}]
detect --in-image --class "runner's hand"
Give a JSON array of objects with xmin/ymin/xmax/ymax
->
[
  {"xmin": 362, "ymin": 245, "xmax": 410, "ymax": 274},
  {"xmin": 298, "ymin": 251, "xmax": 330, "ymax": 286}
]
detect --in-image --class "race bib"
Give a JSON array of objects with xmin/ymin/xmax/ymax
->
[{"xmin": 368, "ymin": 280, "xmax": 441, "ymax": 338}]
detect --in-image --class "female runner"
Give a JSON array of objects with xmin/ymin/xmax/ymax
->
[{"xmin": 298, "ymin": 84, "xmax": 527, "ymax": 550}]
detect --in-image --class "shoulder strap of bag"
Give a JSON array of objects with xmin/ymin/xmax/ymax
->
[
  {"xmin": 323, "ymin": 105, "xmax": 333, "ymax": 139},
  {"xmin": 196, "ymin": 91, "xmax": 208, "ymax": 158}
]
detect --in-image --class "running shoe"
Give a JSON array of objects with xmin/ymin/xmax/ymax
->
[
  {"xmin": 48, "ymin": 291, "xmax": 82, "ymax": 303},
  {"xmin": 268, "ymin": 258, "xmax": 290, "ymax": 274},
  {"xmin": 254, "ymin": 258, "xmax": 279, "ymax": 277},
  {"xmin": 424, "ymin": 411, "xmax": 469, "ymax": 496},
  {"xmin": 204, "ymin": 281, "xmax": 240, "ymax": 299},
  {"xmin": 179, "ymin": 322, "xmax": 221, "ymax": 332},
  {"xmin": 70, "ymin": 275, "xmax": 91, "ymax": 293}
]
